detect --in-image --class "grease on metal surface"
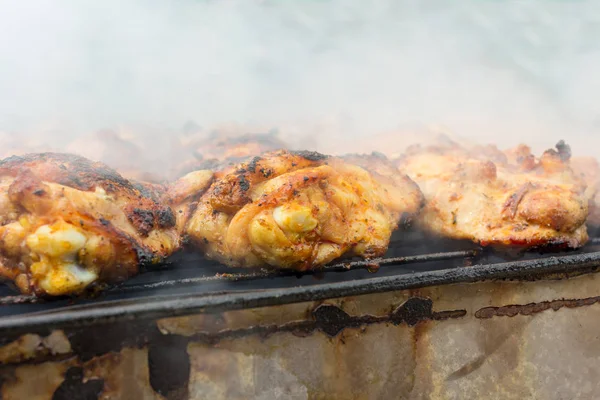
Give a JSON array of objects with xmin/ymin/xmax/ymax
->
[
  {"xmin": 475, "ymin": 296, "xmax": 600, "ymax": 319},
  {"xmin": 52, "ymin": 366, "xmax": 104, "ymax": 400},
  {"xmin": 148, "ymin": 334, "xmax": 190, "ymax": 399}
]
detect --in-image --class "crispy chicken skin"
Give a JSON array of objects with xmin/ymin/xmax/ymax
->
[
  {"xmin": 396, "ymin": 140, "xmax": 589, "ymax": 248},
  {"xmin": 0, "ymin": 153, "xmax": 180, "ymax": 295},
  {"xmin": 180, "ymin": 150, "xmax": 423, "ymax": 270},
  {"xmin": 571, "ymin": 156, "xmax": 600, "ymax": 226},
  {"xmin": 168, "ymin": 169, "xmax": 215, "ymax": 234}
]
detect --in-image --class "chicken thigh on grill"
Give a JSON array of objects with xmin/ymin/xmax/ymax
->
[
  {"xmin": 0, "ymin": 153, "xmax": 180, "ymax": 296},
  {"xmin": 571, "ymin": 156, "xmax": 600, "ymax": 232},
  {"xmin": 177, "ymin": 150, "xmax": 424, "ymax": 270},
  {"xmin": 173, "ymin": 129, "xmax": 287, "ymax": 178},
  {"xmin": 396, "ymin": 140, "xmax": 589, "ymax": 248}
]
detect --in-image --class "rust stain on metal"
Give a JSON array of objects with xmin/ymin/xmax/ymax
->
[
  {"xmin": 187, "ymin": 319, "xmax": 315, "ymax": 344},
  {"xmin": 433, "ymin": 309, "xmax": 467, "ymax": 320},
  {"xmin": 314, "ymin": 298, "xmax": 466, "ymax": 337},
  {"xmin": 184, "ymin": 297, "xmax": 466, "ymax": 341},
  {"xmin": 312, "ymin": 298, "xmax": 465, "ymax": 337},
  {"xmin": 312, "ymin": 304, "xmax": 387, "ymax": 336},
  {"xmin": 475, "ymin": 296, "xmax": 600, "ymax": 319}
]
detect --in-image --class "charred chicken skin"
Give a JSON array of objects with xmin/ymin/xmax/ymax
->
[
  {"xmin": 0, "ymin": 153, "xmax": 180, "ymax": 296},
  {"xmin": 180, "ymin": 150, "xmax": 423, "ymax": 270},
  {"xmin": 396, "ymin": 140, "xmax": 588, "ymax": 248}
]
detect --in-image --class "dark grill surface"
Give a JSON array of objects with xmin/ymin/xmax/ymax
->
[{"xmin": 1, "ymin": 231, "xmax": 600, "ymax": 334}]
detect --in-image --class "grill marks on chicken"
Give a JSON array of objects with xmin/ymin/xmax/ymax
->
[
  {"xmin": 0, "ymin": 153, "xmax": 180, "ymax": 295},
  {"xmin": 396, "ymin": 141, "xmax": 589, "ymax": 248},
  {"xmin": 181, "ymin": 150, "xmax": 423, "ymax": 270}
]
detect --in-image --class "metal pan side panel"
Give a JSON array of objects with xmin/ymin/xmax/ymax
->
[
  {"xmin": 2, "ymin": 272, "xmax": 600, "ymax": 398},
  {"xmin": 1, "ymin": 250, "xmax": 600, "ymax": 335}
]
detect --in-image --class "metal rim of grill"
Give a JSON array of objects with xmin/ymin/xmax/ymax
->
[{"xmin": 0, "ymin": 235, "xmax": 600, "ymax": 335}]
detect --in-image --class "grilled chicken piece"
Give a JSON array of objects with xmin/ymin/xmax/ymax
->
[
  {"xmin": 179, "ymin": 150, "xmax": 423, "ymax": 270},
  {"xmin": 173, "ymin": 130, "xmax": 287, "ymax": 178},
  {"xmin": 0, "ymin": 153, "xmax": 180, "ymax": 296},
  {"xmin": 168, "ymin": 169, "xmax": 215, "ymax": 234},
  {"xmin": 571, "ymin": 156, "xmax": 600, "ymax": 227},
  {"xmin": 396, "ymin": 140, "xmax": 588, "ymax": 248},
  {"xmin": 195, "ymin": 131, "xmax": 287, "ymax": 163}
]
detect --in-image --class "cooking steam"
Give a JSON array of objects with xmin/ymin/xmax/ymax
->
[{"xmin": 0, "ymin": 0, "xmax": 599, "ymax": 169}]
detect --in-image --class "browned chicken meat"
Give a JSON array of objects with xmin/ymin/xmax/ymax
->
[
  {"xmin": 571, "ymin": 156, "xmax": 600, "ymax": 227},
  {"xmin": 0, "ymin": 153, "xmax": 180, "ymax": 296},
  {"xmin": 396, "ymin": 140, "xmax": 588, "ymax": 248},
  {"xmin": 176, "ymin": 150, "xmax": 423, "ymax": 270}
]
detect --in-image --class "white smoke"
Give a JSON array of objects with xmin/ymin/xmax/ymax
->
[{"xmin": 0, "ymin": 0, "xmax": 599, "ymax": 158}]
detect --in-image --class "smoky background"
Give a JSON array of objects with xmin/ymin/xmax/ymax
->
[{"xmin": 0, "ymin": 0, "xmax": 599, "ymax": 173}]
